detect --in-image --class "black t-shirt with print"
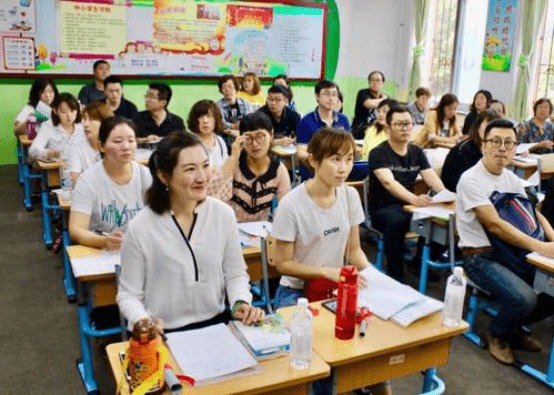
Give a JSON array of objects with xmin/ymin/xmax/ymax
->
[{"xmin": 368, "ymin": 141, "xmax": 431, "ymax": 213}]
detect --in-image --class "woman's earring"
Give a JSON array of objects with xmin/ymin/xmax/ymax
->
[{"xmin": 165, "ymin": 184, "xmax": 169, "ymax": 192}]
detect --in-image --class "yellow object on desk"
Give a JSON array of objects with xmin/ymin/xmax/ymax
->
[{"xmin": 106, "ymin": 340, "xmax": 329, "ymax": 395}]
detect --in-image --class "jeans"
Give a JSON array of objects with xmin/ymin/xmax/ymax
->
[
  {"xmin": 371, "ymin": 205, "xmax": 412, "ymax": 282},
  {"xmin": 463, "ymin": 253, "xmax": 554, "ymax": 339}
]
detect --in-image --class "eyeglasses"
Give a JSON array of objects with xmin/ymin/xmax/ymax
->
[
  {"xmin": 144, "ymin": 94, "xmax": 159, "ymax": 100},
  {"xmin": 267, "ymin": 97, "xmax": 286, "ymax": 103},
  {"xmin": 370, "ymin": 78, "xmax": 383, "ymax": 83},
  {"xmin": 484, "ymin": 138, "xmax": 516, "ymax": 150},
  {"xmin": 319, "ymin": 91, "xmax": 338, "ymax": 98},
  {"xmin": 391, "ymin": 122, "xmax": 413, "ymax": 129},
  {"xmin": 243, "ymin": 133, "xmax": 267, "ymax": 145}
]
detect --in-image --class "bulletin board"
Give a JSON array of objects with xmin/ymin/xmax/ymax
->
[{"xmin": 0, "ymin": 0, "xmax": 328, "ymax": 80}]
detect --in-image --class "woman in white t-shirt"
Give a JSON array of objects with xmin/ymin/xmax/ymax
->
[
  {"xmin": 14, "ymin": 78, "xmax": 58, "ymax": 136},
  {"xmin": 272, "ymin": 127, "xmax": 391, "ymax": 395},
  {"xmin": 69, "ymin": 117, "xmax": 152, "ymax": 251},
  {"xmin": 187, "ymin": 99, "xmax": 228, "ymax": 170},
  {"xmin": 28, "ymin": 93, "xmax": 84, "ymax": 161},
  {"xmin": 117, "ymin": 132, "xmax": 263, "ymax": 333},
  {"xmin": 68, "ymin": 101, "xmax": 113, "ymax": 184}
]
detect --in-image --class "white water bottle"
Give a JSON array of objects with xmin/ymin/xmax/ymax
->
[
  {"xmin": 290, "ymin": 297, "xmax": 312, "ymax": 369},
  {"xmin": 443, "ymin": 267, "xmax": 466, "ymax": 327},
  {"xmin": 60, "ymin": 154, "xmax": 72, "ymax": 201}
]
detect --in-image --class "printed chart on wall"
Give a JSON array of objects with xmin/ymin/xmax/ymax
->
[
  {"xmin": 481, "ymin": 0, "xmax": 518, "ymax": 72},
  {"xmin": 0, "ymin": 0, "xmax": 327, "ymax": 80}
]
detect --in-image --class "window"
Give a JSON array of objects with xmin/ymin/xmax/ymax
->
[
  {"xmin": 422, "ymin": 0, "xmax": 460, "ymax": 99},
  {"xmin": 534, "ymin": 0, "xmax": 554, "ymax": 102}
]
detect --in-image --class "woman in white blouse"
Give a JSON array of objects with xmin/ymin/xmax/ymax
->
[
  {"xmin": 117, "ymin": 132, "xmax": 263, "ymax": 333},
  {"xmin": 29, "ymin": 93, "xmax": 84, "ymax": 161}
]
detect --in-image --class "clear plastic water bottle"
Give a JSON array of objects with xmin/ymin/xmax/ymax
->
[
  {"xmin": 443, "ymin": 266, "xmax": 467, "ymax": 327},
  {"xmin": 290, "ymin": 297, "xmax": 312, "ymax": 369},
  {"xmin": 59, "ymin": 153, "xmax": 72, "ymax": 201}
]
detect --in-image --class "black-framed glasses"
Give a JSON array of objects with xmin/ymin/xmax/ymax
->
[
  {"xmin": 484, "ymin": 138, "xmax": 516, "ymax": 150},
  {"xmin": 391, "ymin": 121, "xmax": 413, "ymax": 129},
  {"xmin": 243, "ymin": 133, "xmax": 267, "ymax": 145}
]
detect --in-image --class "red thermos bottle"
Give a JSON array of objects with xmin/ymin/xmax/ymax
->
[{"xmin": 335, "ymin": 266, "xmax": 358, "ymax": 340}]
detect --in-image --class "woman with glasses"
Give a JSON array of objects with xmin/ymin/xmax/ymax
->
[
  {"xmin": 352, "ymin": 71, "xmax": 387, "ymax": 139},
  {"xmin": 209, "ymin": 112, "xmax": 291, "ymax": 222}
]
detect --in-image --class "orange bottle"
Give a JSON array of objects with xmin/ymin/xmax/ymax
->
[{"xmin": 128, "ymin": 319, "xmax": 165, "ymax": 394}]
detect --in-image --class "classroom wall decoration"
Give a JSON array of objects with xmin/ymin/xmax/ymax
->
[
  {"xmin": 0, "ymin": 0, "xmax": 327, "ymax": 80},
  {"xmin": 481, "ymin": 0, "xmax": 518, "ymax": 72}
]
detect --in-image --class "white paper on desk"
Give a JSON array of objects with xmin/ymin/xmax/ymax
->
[
  {"xmin": 527, "ymin": 252, "xmax": 554, "ymax": 265},
  {"xmin": 355, "ymin": 139, "xmax": 364, "ymax": 146},
  {"xmin": 521, "ymin": 171, "xmax": 540, "ymax": 187},
  {"xmin": 391, "ymin": 297, "xmax": 444, "ymax": 327},
  {"xmin": 238, "ymin": 221, "xmax": 272, "ymax": 238},
  {"xmin": 135, "ymin": 148, "xmax": 153, "ymax": 161},
  {"xmin": 516, "ymin": 143, "xmax": 538, "ymax": 154},
  {"xmin": 70, "ymin": 252, "xmax": 120, "ymax": 277},
  {"xmin": 166, "ymin": 323, "xmax": 258, "ymax": 383},
  {"xmin": 358, "ymin": 266, "xmax": 425, "ymax": 319},
  {"xmin": 513, "ymin": 155, "xmax": 538, "ymax": 164},
  {"xmin": 431, "ymin": 189, "xmax": 456, "ymax": 203},
  {"xmin": 411, "ymin": 207, "xmax": 454, "ymax": 221}
]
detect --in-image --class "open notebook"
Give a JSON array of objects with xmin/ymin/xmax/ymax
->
[
  {"xmin": 358, "ymin": 266, "xmax": 444, "ymax": 327},
  {"xmin": 166, "ymin": 323, "xmax": 259, "ymax": 384}
]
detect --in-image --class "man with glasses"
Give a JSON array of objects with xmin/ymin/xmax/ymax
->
[
  {"xmin": 256, "ymin": 85, "xmax": 300, "ymax": 146},
  {"xmin": 133, "ymin": 82, "xmax": 184, "ymax": 142},
  {"xmin": 456, "ymin": 119, "xmax": 554, "ymax": 365},
  {"xmin": 296, "ymin": 80, "xmax": 350, "ymax": 179},
  {"xmin": 369, "ymin": 106, "xmax": 445, "ymax": 282}
]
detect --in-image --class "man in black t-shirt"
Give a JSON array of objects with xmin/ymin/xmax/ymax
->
[
  {"xmin": 368, "ymin": 106, "xmax": 445, "ymax": 282},
  {"xmin": 133, "ymin": 82, "xmax": 184, "ymax": 141}
]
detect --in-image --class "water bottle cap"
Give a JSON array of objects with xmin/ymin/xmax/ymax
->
[
  {"xmin": 453, "ymin": 266, "xmax": 464, "ymax": 276},
  {"xmin": 298, "ymin": 298, "xmax": 308, "ymax": 306}
]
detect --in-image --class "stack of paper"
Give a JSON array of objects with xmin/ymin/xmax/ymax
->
[
  {"xmin": 412, "ymin": 206, "xmax": 454, "ymax": 221},
  {"xmin": 166, "ymin": 323, "xmax": 258, "ymax": 384},
  {"xmin": 272, "ymin": 144, "xmax": 297, "ymax": 155},
  {"xmin": 70, "ymin": 252, "xmax": 120, "ymax": 278},
  {"xmin": 238, "ymin": 221, "xmax": 272, "ymax": 248},
  {"xmin": 358, "ymin": 266, "xmax": 443, "ymax": 327}
]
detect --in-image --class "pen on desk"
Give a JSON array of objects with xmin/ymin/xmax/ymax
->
[{"xmin": 359, "ymin": 318, "xmax": 368, "ymax": 337}]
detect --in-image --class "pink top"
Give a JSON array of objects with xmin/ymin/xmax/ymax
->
[{"xmin": 210, "ymin": 154, "xmax": 291, "ymax": 222}]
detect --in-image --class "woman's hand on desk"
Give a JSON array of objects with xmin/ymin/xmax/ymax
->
[
  {"xmin": 105, "ymin": 230, "xmax": 124, "ymax": 251},
  {"xmin": 536, "ymin": 241, "xmax": 554, "ymax": 258},
  {"xmin": 232, "ymin": 303, "xmax": 265, "ymax": 325}
]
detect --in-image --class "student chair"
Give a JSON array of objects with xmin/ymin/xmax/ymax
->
[
  {"xmin": 537, "ymin": 153, "xmax": 554, "ymax": 193},
  {"xmin": 251, "ymin": 235, "xmax": 277, "ymax": 313}
]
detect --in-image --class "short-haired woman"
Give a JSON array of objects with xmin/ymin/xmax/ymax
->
[
  {"xmin": 187, "ymin": 99, "xmax": 227, "ymax": 169},
  {"xmin": 238, "ymin": 72, "xmax": 266, "ymax": 110},
  {"xmin": 14, "ymin": 78, "xmax": 59, "ymax": 136},
  {"xmin": 117, "ymin": 132, "xmax": 264, "ymax": 333},
  {"xmin": 516, "ymin": 98, "xmax": 554, "ymax": 154}
]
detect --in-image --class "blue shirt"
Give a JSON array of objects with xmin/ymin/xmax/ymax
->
[{"xmin": 297, "ymin": 108, "xmax": 351, "ymax": 144}]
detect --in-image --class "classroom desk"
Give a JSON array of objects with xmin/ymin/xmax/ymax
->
[
  {"xmin": 433, "ymin": 141, "xmax": 455, "ymax": 149},
  {"xmin": 67, "ymin": 242, "xmax": 274, "ymax": 395},
  {"xmin": 279, "ymin": 301, "xmax": 468, "ymax": 395},
  {"xmin": 520, "ymin": 254, "xmax": 554, "ymax": 388},
  {"xmin": 510, "ymin": 155, "xmax": 554, "ymax": 181},
  {"xmin": 106, "ymin": 341, "xmax": 329, "ymax": 395},
  {"xmin": 271, "ymin": 144, "xmax": 300, "ymax": 187},
  {"xmin": 404, "ymin": 202, "xmax": 458, "ymax": 294}
]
